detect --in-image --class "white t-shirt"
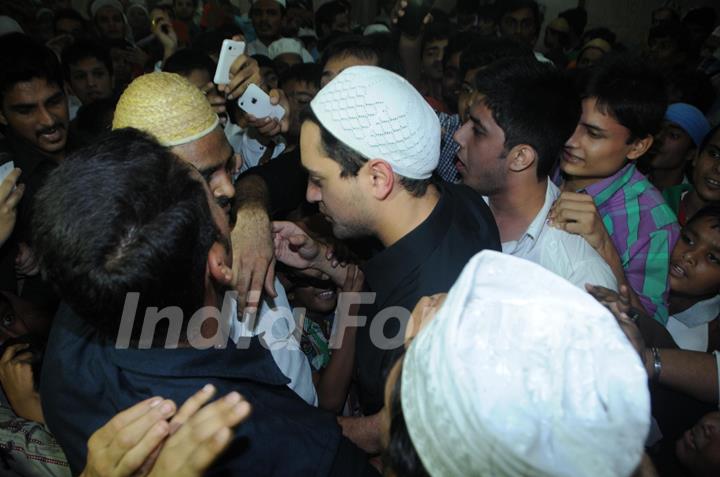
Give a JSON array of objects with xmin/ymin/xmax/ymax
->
[{"xmin": 501, "ymin": 181, "xmax": 618, "ymax": 291}]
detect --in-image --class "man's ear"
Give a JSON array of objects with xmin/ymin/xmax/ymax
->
[
  {"xmin": 64, "ymin": 81, "xmax": 75, "ymax": 98},
  {"xmin": 507, "ymin": 144, "xmax": 537, "ymax": 173},
  {"xmin": 627, "ymin": 135, "xmax": 654, "ymax": 161},
  {"xmin": 207, "ymin": 242, "xmax": 232, "ymax": 287},
  {"xmin": 365, "ymin": 159, "xmax": 394, "ymax": 200}
]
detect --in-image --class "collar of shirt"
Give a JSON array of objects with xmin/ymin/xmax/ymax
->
[
  {"xmin": 672, "ymin": 294, "xmax": 720, "ymax": 328},
  {"xmin": 2, "ymin": 133, "xmax": 57, "ymax": 178},
  {"xmin": 503, "ymin": 181, "xmax": 558, "ymax": 254},
  {"xmin": 362, "ymin": 182, "xmax": 450, "ymax": 308},
  {"xmin": 583, "ymin": 162, "xmax": 636, "ymax": 205}
]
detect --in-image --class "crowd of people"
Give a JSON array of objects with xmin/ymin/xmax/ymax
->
[{"xmin": 0, "ymin": 0, "xmax": 719, "ymax": 475}]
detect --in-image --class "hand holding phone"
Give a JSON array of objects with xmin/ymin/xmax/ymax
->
[
  {"xmin": 237, "ymin": 84, "xmax": 285, "ymax": 121},
  {"xmin": 214, "ymin": 39, "xmax": 246, "ymax": 85}
]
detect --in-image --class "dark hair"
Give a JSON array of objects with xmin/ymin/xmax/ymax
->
[
  {"xmin": 682, "ymin": 7, "xmax": 717, "ymax": 34},
  {"xmin": 687, "ymin": 204, "xmax": 720, "ymax": 230},
  {"xmin": 279, "ymin": 62, "xmax": 321, "ymax": 90},
  {"xmin": 320, "ymin": 34, "xmax": 379, "ymax": 70},
  {"xmin": 652, "ymin": 6, "xmax": 680, "ymax": 24},
  {"xmin": 496, "ymin": 0, "xmax": 542, "ymax": 30},
  {"xmin": 252, "ymin": 53, "xmax": 276, "ymax": 70},
  {"xmin": 0, "ymin": 33, "xmax": 64, "ymax": 103},
  {"xmin": 300, "ymin": 108, "xmax": 430, "ymax": 197},
  {"xmin": 163, "ymin": 48, "xmax": 216, "ymax": 78},
  {"xmin": 559, "ymin": 7, "xmax": 587, "ymax": 38},
  {"xmin": 31, "ymin": 128, "xmax": 219, "ymax": 344},
  {"xmin": 583, "ymin": 53, "xmax": 667, "ymax": 142},
  {"xmin": 459, "ymin": 36, "xmax": 534, "ymax": 79},
  {"xmin": 442, "ymin": 31, "xmax": 478, "ymax": 68},
  {"xmin": 474, "ymin": 57, "xmax": 580, "ymax": 180},
  {"xmin": 420, "ymin": 21, "xmax": 451, "ymax": 57},
  {"xmin": 54, "ymin": 7, "xmax": 86, "ymax": 30},
  {"xmin": 315, "ymin": 0, "xmax": 347, "ymax": 36},
  {"xmin": 61, "ymin": 39, "xmax": 114, "ymax": 80},
  {"xmin": 648, "ymin": 20, "xmax": 691, "ymax": 56},
  {"xmin": 382, "ymin": 357, "xmax": 430, "ymax": 477},
  {"xmin": 250, "ymin": 0, "xmax": 285, "ymax": 16},
  {"xmin": 667, "ymin": 69, "xmax": 716, "ymax": 114},
  {"xmin": 74, "ymin": 95, "xmax": 119, "ymax": 145},
  {"xmin": 699, "ymin": 124, "xmax": 720, "ymax": 155}
]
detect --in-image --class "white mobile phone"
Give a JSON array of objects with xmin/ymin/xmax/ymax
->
[
  {"xmin": 214, "ymin": 39, "xmax": 246, "ymax": 85},
  {"xmin": 237, "ymin": 84, "xmax": 285, "ymax": 121},
  {"xmin": 0, "ymin": 160, "xmax": 14, "ymax": 184}
]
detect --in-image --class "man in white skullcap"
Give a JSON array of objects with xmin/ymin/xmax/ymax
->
[
  {"xmin": 113, "ymin": 72, "xmax": 318, "ymax": 406},
  {"xmin": 385, "ymin": 250, "xmax": 651, "ymax": 477},
  {"xmin": 246, "ymin": 0, "xmax": 286, "ymax": 57},
  {"xmin": 268, "ymin": 37, "xmax": 314, "ymax": 76},
  {"xmin": 300, "ymin": 65, "xmax": 500, "ymax": 452}
]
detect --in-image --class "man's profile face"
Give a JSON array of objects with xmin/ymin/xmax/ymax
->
[
  {"xmin": 561, "ymin": 97, "xmax": 637, "ymax": 182},
  {"xmin": 499, "ymin": 7, "xmax": 538, "ymax": 48},
  {"xmin": 675, "ymin": 411, "xmax": 720, "ymax": 476},
  {"xmin": 0, "ymin": 78, "xmax": 69, "ymax": 156},
  {"xmin": 250, "ymin": 0, "xmax": 284, "ymax": 42},
  {"xmin": 421, "ymin": 38, "xmax": 448, "ymax": 81},
  {"xmin": 171, "ymin": 127, "xmax": 237, "ymax": 217},
  {"xmin": 453, "ymin": 100, "xmax": 508, "ymax": 195},
  {"xmin": 691, "ymin": 128, "xmax": 720, "ymax": 203},
  {"xmin": 95, "ymin": 6, "xmax": 125, "ymax": 41},
  {"xmin": 300, "ymin": 121, "xmax": 371, "ymax": 240},
  {"xmin": 68, "ymin": 57, "xmax": 113, "ymax": 105}
]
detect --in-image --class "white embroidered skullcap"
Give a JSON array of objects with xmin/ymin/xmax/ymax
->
[
  {"xmin": 402, "ymin": 250, "xmax": 650, "ymax": 477},
  {"xmin": 363, "ymin": 23, "xmax": 390, "ymax": 36},
  {"xmin": 268, "ymin": 37, "xmax": 314, "ymax": 63},
  {"xmin": 91, "ymin": 0, "xmax": 124, "ymax": 18},
  {"xmin": 0, "ymin": 16, "xmax": 23, "ymax": 36},
  {"xmin": 252, "ymin": 0, "xmax": 287, "ymax": 7},
  {"xmin": 310, "ymin": 65, "xmax": 440, "ymax": 180}
]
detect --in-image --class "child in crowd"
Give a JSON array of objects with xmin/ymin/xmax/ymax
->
[
  {"xmin": 664, "ymin": 124, "xmax": 720, "ymax": 226},
  {"xmin": 647, "ymin": 103, "xmax": 711, "ymax": 191}
]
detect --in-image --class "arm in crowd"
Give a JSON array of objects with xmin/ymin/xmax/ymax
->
[{"xmin": 589, "ymin": 285, "xmax": 719, "ymax": 406}]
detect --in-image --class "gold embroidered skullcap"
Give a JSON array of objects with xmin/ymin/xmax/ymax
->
[{"xmin": 112, "ymin": 72, "xmax": 219, "ymax": 147}]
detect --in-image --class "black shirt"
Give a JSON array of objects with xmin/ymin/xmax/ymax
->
[
  {"xmin": 41, "ymin": 304, "xmax": 379, "ymax": 476},
  {"xmin": 355, "ymin": 181, "xmax": 501, "ymax": 414}
]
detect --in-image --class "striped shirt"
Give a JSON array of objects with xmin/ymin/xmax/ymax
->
[{"xmin": 583, "ymin": 163, "xmax": 680, "ymax": 324}]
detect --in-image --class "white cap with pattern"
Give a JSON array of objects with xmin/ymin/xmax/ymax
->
[
  {"xmin": 402, "ymin": 250, "xmax": 650, "ymax": 477},
  {"xmin": 310, "ymin": 65, "xmax": 440, "ymax": 180},
  {"xmin": 268, "ymin": 37, "xmax": 313, "ymax": 63}
]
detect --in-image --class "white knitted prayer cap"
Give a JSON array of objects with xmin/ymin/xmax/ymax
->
[
  {"xmin": 401, "ymin": 250, "xmax": 650, "ymax": 477},
  {"xmin": 268, "ymin": 37, "xmax": 314, "ymax": 63},
  {"xmin": 310, "ymin": 65, "xmax": 440, "ymax": 180}
]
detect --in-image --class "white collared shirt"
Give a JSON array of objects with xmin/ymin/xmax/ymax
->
[
  {"xmin": 501, "ymin": 181, "xmax": 618, "ymax": 291},
  {"xmin": 224, "ymin": 121, "xmax": 286, "ymax": 176},
  {"xmin": 227, "ymin": 278, "xmax": 318, "ymax": 406},
  {"xmin": 666, "ymin": 295, "xmax": 720, "ymax": 352}
]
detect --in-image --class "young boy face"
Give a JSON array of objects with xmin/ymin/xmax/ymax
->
[
  {"xmin": 691, "ymin": 128, "xmax": 720, "ymax": 203},
  {"xmin": 650, "ymin": 121, "xmax": 695, "ymax": 170},
  {"xmin": 669, "ymin": 215, "xmax": 720, "ymax": 298},
  {"xmin": 561, "ymin": 97, "xmax": 649, "ymax": 184}
]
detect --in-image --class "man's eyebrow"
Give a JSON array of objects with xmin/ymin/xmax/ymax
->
[
  {"xmin": 469, "ymin": 114, "xmax": 486, "ymax": 132},
  {"xmin": 581, "ymin": 122, "xmax": 606, "ymax": 134}
]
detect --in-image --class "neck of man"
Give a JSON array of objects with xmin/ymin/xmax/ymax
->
[
  {"xmin": 420, "ymin": 76, "xmax": 442, "ymax": 101},
  {"xmin": 562, "ymin": 158, "xmax": 631, "ymax": 192},
  {"xmin": 375, "ymin": 183, "xmax": 441, "ymax": 248},
  {"xmin": 650, "ymin": 165, "xmax": 686, "ymax": 190},
  {"xmin": 259, "ymin": 33, "xmax": 280, "ymax": 46},
  {"xmin": 489, "ymin": 176, "xmax": 547, "ymax": 243}
]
